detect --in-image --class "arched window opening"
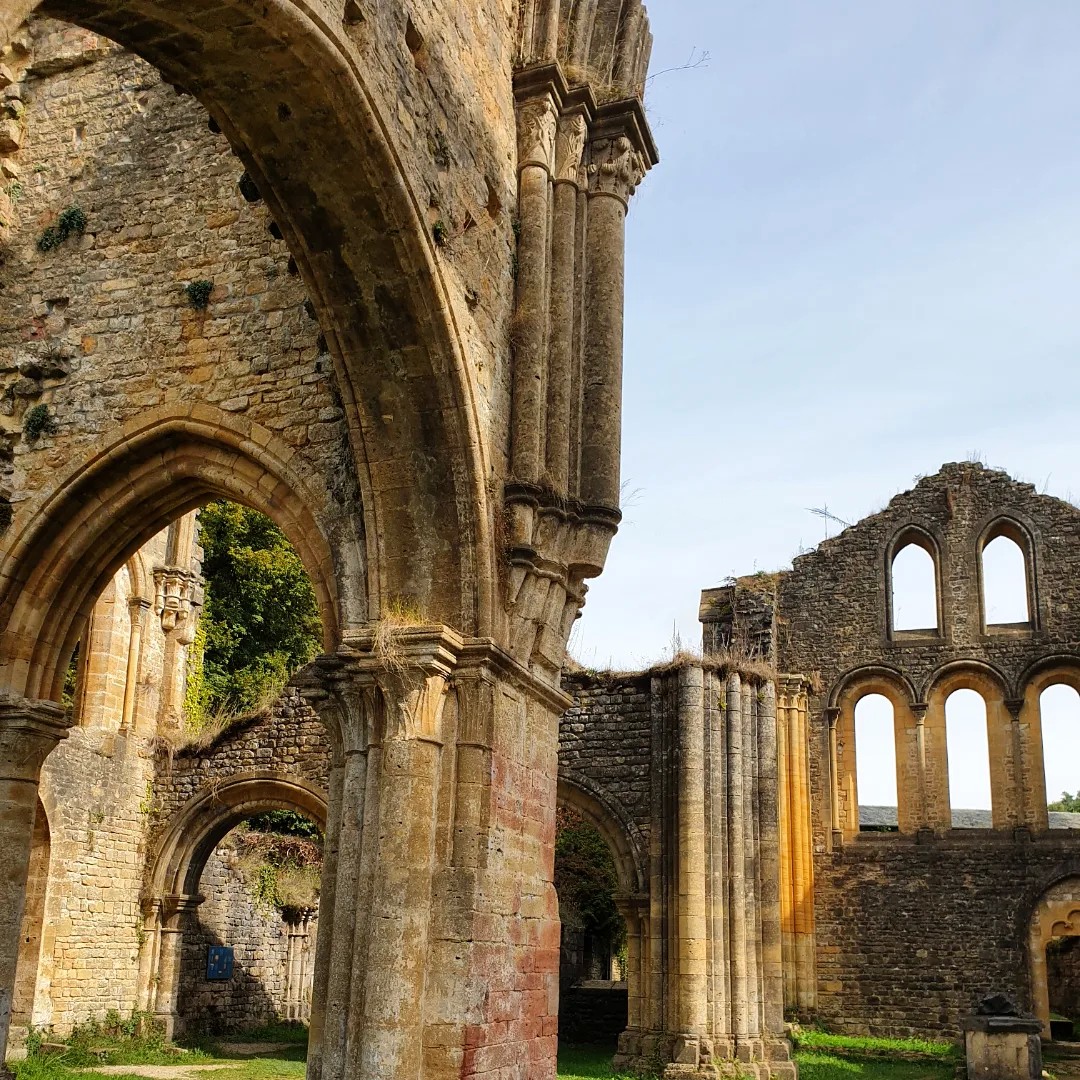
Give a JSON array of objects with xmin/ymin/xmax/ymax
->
[
  {"xmin": 178, "ymin": 809, "xmax": 322, "ymax": 1035},
  {"xmin": 945, "ymin": 689, "xmax": 993, "ymax": 825},
  {"xmin": 891, "ymin": 541, "xmax": 938, "ymax": 633},
  {"xmin": 854, "ymin": 694, "xmax": 898, "ymax": 832},
  {"xmin": 982, "ymin": 534, "xmax": 1030, "ymax": 626},
  {"xmin": 1047, "ymin": 937, "xmax": 1080, "ymax": 1040},
  {"xmin": 554, "ymin": 805, "xmax": 627, "ymax": 1067},
  {"xmin": 1041, "ymin": 684, "xmax": 1080, "ymax": 820}
]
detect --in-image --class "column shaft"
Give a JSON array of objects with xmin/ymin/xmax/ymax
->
[
  {"xmin": 510, "ymin": 161, "xmax": 552, "ymax": 484},
  {"xmin": 675, "ymin": 665, "xmax": 708, "ymax": 1038},
  {"xmin": 580, "ymin": 193, "xmax": 626, "ymax": 507}
]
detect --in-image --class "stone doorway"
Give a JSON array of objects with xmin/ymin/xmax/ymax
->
[{"xmin": 1030, "ymin": 877, "xmax": 1080, "ymax": 1039}]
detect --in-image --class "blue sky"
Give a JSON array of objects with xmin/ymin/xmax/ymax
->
[
  {"xmin": 571, "ymin": 1, "xmax": 1080, "ymax": 671},
  {"xmin": 566, "ymin": 2, "xmax": 1080, "ymax": 806}
]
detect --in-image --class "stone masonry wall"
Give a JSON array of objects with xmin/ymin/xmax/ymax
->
[
  {"xmin": 178, "ymin": 837, "xmax": 317, "ymax": 1034},
  {"xmin": 35, "ymin": 728, "xmax": 154, "ymax": 1031},
  {"xmin": 814, "ymin": 834, "xmax": 1080, "ymax": 1037},
  {"xmin": 559, "ymin": 672, "xmax": 653, "ymax": 847},
  {"xmin": 152, "ymin": 686, "xmax": 331, "ymax": 836},
  {"xmin": 0, "ymin": 18, "xmax": 363, "ymax": 549}
]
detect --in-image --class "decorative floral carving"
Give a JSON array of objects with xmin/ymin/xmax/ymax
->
[
  {"xmin": 586, "ymin": 134, "xmax": 646, "ymax": 203},
  {"xmin": 516, "ymin": 96, "xmax": 557, "ymax": 171},
  {"xmin": 554, "ymin": 114, "xmax": 587, "ymax": 184}
]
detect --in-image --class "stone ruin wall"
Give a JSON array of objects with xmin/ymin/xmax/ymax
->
[
  {"xmin": 0, "ymin": 1, "xmax": 522, "ymax": 540},
  {"xmin": 707, "ymin": 463, "xmax": 1080, "ymax": 1037},
  {"xmin": 151, "ymin": 688, "xmax": 330, "ymax": 833},
  {"xmin": 178, "ymin": 840, "xmax": 318, "ymax": 1034},
  {"xmin": 31, "ymin": 726, "xmax": 155, "ymax": 1032},
  {"xmin": 21, "ymin": 530, "xmax": 176, "ymax": 1034}
]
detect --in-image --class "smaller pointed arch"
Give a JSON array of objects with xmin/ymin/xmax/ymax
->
[
  {"xmin": 978, "ymin": 518, "xmax": 1036, "ymax": 631},
  {"xmin": 887, "ymin": 527, "xmax": 942, "ymax": 636}
]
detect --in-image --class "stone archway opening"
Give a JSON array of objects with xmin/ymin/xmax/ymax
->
[
  {"xmin": 1030, "ymin": 877, "xmax": 1080, "ymax": 1040},
  {"xmin": 176, "ymin": 806, "xmax": 324, "ymax": 1039},
  {"xmin": 143, "ymin": 775, "xmax": 328, "ymax": 1041},
  {"xmin": 554, "ymin": 803, "xmax": 627, "ymax": 1041},
  {"xmin": 552, "ymin": 778, "xmax": 647, "ymax": 1074},
  {"xmin": 1047, "ymin": 937, "xmax": 1080, "ymax": 1041},
  {"xmin": 4, "ymin": 491, "xmax": 331, "ymax": 1048}
]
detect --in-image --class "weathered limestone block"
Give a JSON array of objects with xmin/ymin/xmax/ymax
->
[{"xmin": 963, "ymin": 1003, "xmax": 1042, "ymax": 1080}]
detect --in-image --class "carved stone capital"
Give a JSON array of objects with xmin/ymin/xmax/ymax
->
[
  {"xmin": 777, "ymin": 673, "xmax": 810, "ymax": 704},
  {"xmin": 554, "ymin": 112, "xmax": 587, "ymax": 185},
  {"xmin": 0, "ymin": 696, "xmax": 71, "ymax": 782},
  {"xmin": 153, "ymin": 565, "xmax": 202, "ymax": 640},
  {"xmin": 516, "ymin": 95, "xmax": 558, "ymax": 173},
  {"xmin": 586, "ymin": 133, "xmax": 646, "ymax": 204}
]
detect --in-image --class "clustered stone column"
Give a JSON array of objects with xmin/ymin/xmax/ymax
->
[
  {"xmin": 0, "ymin": 698, "xmax": 72, "ymax": 1064},
  {"xmin": 504, "ymin": 65, "xmax": 657, "ymax": 680},
  {"xmin": 613, "ymin": 664, "xmax": 794, "ymax": 1080},
  {"xmin": 298, "ymin": 627, "xmax": 571, "ymax": 1080}
]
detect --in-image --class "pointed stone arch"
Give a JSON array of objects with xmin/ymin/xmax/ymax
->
[{"xmin": 0, "ymin": 406, "xmax": 360, "ymax": 702}]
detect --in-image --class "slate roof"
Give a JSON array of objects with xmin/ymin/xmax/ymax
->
[{"xmin": 859, "ymin": 805, "xmax": 1080, "ymax": 830}]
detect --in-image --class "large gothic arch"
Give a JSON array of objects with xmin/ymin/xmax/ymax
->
[
  {"xmin": 1, "ymin": 0, "xmax": 492, "ymax": 634},
  {"xmin": 0, "ymin": 1, "xmax": 659, "ymax": 1073}
]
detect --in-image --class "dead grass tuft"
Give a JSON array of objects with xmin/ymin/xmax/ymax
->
[{"xmin": 372, "ymin": 597, "xmax": 426, "ymax": 675}]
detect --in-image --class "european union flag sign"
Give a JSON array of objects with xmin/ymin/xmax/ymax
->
[{"xmin": 206, "ymin": 946, "xmax": 234, "ymax": 980}]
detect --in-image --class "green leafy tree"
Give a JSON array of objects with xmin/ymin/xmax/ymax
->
[
  {"xmin": 186, "ymin": 500, "xmax": 321, "ymax": 721},
  {"xmin": 1049, "ymin": 790, "xmax": 1080, "ymax": 813}
]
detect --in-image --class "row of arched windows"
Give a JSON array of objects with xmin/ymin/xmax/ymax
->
[
  {"xmin": 855, "ymin": 684, "xmax": 1080, "ymax": 828},
  {"xmin": 890, "ymin": 526, "xmax": 1031, "ymax": 634}
]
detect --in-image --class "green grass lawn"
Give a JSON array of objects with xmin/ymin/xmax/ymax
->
[
  {"xmin": 795, "ymin": 1050, "xmax": 955, "ymax": 1080},
  {"xmin": 556, "ymin": 1038, "xmax": 959, "ymax": 1080},
  {"xmin": 556, "ymin": 1043, "xmax": 632, "ymax": 1078},
  {"xmin": 12, "ymin": 1025, "xmax": 960, "ymax": 1080}
]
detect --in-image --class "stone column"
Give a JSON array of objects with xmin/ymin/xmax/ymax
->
[
  {"xmin": 776, "ymin": 689, "xmax": 796, "ymax": 1009},
  {"xmin": 153, "ymin": 565, "xmax": 201, "ymax": 730},
  {"xmin": 615, "ymin": 895, "xmax": 648, "ymax": 1039},
  {"xmin": 121, "ymin": 597, "xmax": 150, "ymax": 732},
  {"xmin": 0, "ymin": 699, "xmax": 70, "ymax": 1066},
  {"xmin": 510, "ymin": 90, "xmax": 557, "ymax": 486},
  {"xmin": 757, "ymin": 683, "xmax": 785, "ymax": 1040},
  {"xmin": 546, "ymin": 112, "xmax": 586, "ymax": 493},
  {"xmin": 136, "ymin": 899, "xmax": 162, "ymax": 1015},
  {"xmin": 824, "ymin": 707, "xmax": 843, "ymax": 845},
  {"xmin": 580, "ymin": 132, "xmax": 645, "ymax": 509},
  {"xmin": 154, "ymin": 894, "xmax": 202, "ymax": 1040},
  {"xmin": 304, "ymin": 737, "xmax": 345, "ymax": 1079},
  {"xmin": 673, "ymin": 665, "xmax": 708, "ymax": 1064},
  {"xmin": 726, "ymin": 674, "xmax": 749, "ymax": 1042},
  {"xmin": 303, "ymin": 632, "xmax": 459, "ymax": 1080}
]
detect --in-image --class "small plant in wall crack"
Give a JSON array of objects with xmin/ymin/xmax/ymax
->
[
  {"xmin": 37, "ymin": 204, "xmax": 88, "ymax": 252},
  {"xmin": 23, "ymin": 402, "xmax": 59, "ymax": 441},
  {"xmin": 184, "ymin": 279, "xmax": 214, "ymax": 309},
  {"xmin": 432, "ymin": 219, "xmax": 450, "ymax": 247}
]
